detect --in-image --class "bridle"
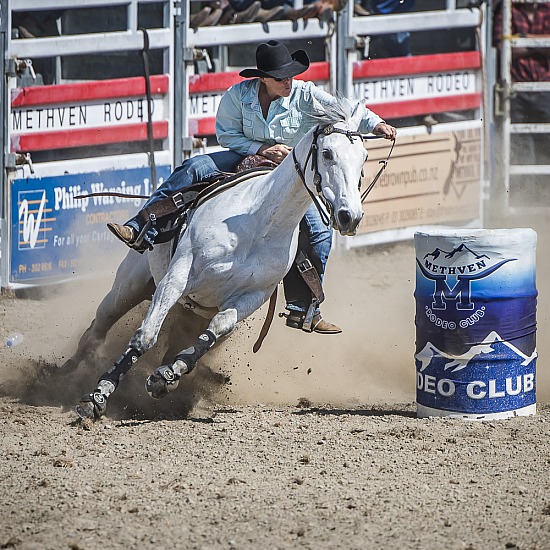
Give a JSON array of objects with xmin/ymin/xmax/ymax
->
[
  {"xmin": 292, "ymin": 123, "xmax": 395, "ymax": 226},
  {"xmin": 292, "ymin": 123, "xmax": 361, "ymax": 226}
]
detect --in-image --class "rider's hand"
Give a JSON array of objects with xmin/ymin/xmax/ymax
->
[
  {"xmin": 373, "ymin": 122, "xmax": 397, "ymax": 140},
  {"xmin": 258, "ymin": 143, "xmax": 292, "ymax": 164}
]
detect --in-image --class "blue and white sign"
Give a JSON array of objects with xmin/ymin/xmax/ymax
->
[
  {"xmin": 10, "ymin": 165, "xmax": 171, "ymax": 283},
  {"xmin": 414, "ymin": 229, "xmax": 537, "ymax": 419}
]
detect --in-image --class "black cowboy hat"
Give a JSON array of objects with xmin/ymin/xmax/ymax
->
[{"xmin": 239, "ymin": 40, "xmax": 310, "ymax": 79}]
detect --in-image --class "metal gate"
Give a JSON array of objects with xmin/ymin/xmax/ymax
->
[
  {"xmin": 182, "ymin": 1, "xmax": 487, "ymax": 247},
  {"xmin": 1, "ymin": 0, "xmax": 174, "ymax": 289},
  {"xmin": 493, "ymin": 0, "xmax": 550, "ymax": 210}
]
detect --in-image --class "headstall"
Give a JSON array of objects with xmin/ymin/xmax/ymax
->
[{"xmin": 292, "ymin": 123, "xmax": 395, "ymax": 226}]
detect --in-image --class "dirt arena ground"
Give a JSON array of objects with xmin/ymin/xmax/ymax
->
[{"xmin": 1, "ymin": 209, "xmax": 549, "ymax": 549}]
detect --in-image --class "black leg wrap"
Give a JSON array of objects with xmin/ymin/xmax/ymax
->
[
  {"xmin": 173, "ymin": 330, "xmax": 216, "ymax": 375},
  {"xmin": 100, "ymin": 347, "xmax": 142, "ymax": 388},
  {"xmin": 75, "ymin": 348, "xmax": 140, "ymax": 421}
]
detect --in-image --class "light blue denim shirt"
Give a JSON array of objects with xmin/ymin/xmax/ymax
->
[{"xmin": 215, "ymin": 79, "xmax": 384, "ymax": 156}]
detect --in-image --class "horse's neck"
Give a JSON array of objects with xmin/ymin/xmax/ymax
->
[{"xmin": 262, "ymin": 139, "xmax": 314, "ymax": 227}]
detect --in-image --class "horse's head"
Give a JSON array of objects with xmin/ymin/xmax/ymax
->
[{"xmin": 304, "ymin": 101, "xmax": 368, "ymax": 236}]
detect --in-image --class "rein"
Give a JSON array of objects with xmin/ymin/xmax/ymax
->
[
  {"xmin": 292, "ymin": 124, "xmax": 396, "ymax": 225},
  {"xmin": 292, "ymin": 148, "xmax": 331, "ymax": 226},
  {"xmin": 75, "ymin": 192, "xmax": 149, "ymax": 200},
  {"xmin": 361, "ymin": 136, "xmax": 395, "ymax": 202}
]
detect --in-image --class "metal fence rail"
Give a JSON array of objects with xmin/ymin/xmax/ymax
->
[{"xmin": 497, "ymin": 0, "xmax": 550, "ymax": 205}]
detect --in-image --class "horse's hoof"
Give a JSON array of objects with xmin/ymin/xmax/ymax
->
[
  {"xmin": 145, "ymin": 366, "xmax": 180, "ymax": 399},
  {"xmin": 75, "ymin": 392, "xmax": 107, "ymax": 420}
]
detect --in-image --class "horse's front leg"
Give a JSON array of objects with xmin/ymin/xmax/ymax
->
[
  {"xmin": 146, "ymin": 292, "xmax": 268, "ymax": 399},
  {"xmin": 76, "ymin": 263, "xmax": 190, "ymax": 421}
]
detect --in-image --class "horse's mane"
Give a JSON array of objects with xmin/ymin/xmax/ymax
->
[{"xmin": 306, "ymin": 92, "xmax": 358, "ymax": 127}]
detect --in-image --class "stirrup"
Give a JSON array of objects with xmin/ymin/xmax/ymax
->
[
  {"xmin": 280, "ymin": 309, "xmax": 315, "ymax": 333},
  {"xmin": 281, "ymin": 311, "xmax": 305, "ymax": 330},
  {"xmin": 280, "ymin": 310, "xmax": 342, "ymax": 334},
  {"xmin": 132, "ymin": 216, "xmax": 156, "ymax": 253}
]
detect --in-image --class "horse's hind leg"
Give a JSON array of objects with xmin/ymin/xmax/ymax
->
[
  {"xmin": 61, "ymin": 251, "xmax": 155, "ymax": 374},
  {"xmin": 76, "ymin": 257, "xmax": 190, "ymax": 420}
]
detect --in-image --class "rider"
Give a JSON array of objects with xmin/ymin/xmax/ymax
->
[{"xmin": 107, "ymin": 40, "xmax": 397, "ymax": 334}]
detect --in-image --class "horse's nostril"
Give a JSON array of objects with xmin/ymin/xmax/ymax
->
[{"xmin": 338, "ymin": 209, "xmax": 352, "ymax": 227}]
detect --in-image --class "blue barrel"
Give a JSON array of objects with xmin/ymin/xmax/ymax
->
[{"xmin": 414, "ymin": 229, "xmax": 537, "ymax": 420}]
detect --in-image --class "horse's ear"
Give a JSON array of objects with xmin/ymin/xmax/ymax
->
[{"xmin": 350, "ymin": 101, "xmax": 366, "ymax": 129}]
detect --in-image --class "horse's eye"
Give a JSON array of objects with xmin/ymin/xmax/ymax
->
[{"xmin": 322, "ymin": 149, "xmax": 333, "ymax": 161}]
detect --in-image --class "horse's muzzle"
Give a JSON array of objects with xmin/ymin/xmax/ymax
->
[{"xmin": 335, "ymin": 208, "xmax": 363, "ymax": 236}]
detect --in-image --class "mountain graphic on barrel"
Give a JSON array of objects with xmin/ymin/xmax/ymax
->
[{"xmin": 423, "ymin": 244, "xmax": 490, "ymax": 263}]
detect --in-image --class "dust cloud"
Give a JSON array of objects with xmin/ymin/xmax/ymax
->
[
  {"xmin": 1, "ymin": 212, "xmax": 549, "ymax": 417},
  {"xmin": 219, "ymin": 242, "xmax": 417, "ymax": 407}
]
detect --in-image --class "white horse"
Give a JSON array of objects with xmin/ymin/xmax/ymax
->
[{"xmin": 75, "ymin": 99, "xmax": 368, "ymax": 420}]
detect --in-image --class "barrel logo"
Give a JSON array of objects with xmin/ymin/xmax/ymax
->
[{"xmin": 417, "ymin": 244, "xmax": 516, "ymax": 320}]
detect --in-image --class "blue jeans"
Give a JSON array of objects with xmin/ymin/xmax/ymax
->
[
  {"xmin": 303, "ymin": 203, "xmax": 332, "ymax": 282},
  {"xmin": 284, "ymin": 203, "xmax": 332, "ymax": 314},
  {"xmin": 127, "ymin": 151, "xmax": 332, "ymax": 313}
]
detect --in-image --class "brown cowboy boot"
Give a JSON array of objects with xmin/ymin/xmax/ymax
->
[
  {"xmin": 220, "ymin": 1, "xmax": 261, "ymax": 24},
  {"xmin": 310, "ymin": 0, "xmax": 333, "ymax": 22},
  {"xmin": 234, "ymin": 1, "xmax": 262, "ymax": 22},
  {"xmin": 311, "ymin": 314, "xmax": 342, "ymax": 334},
  {"xmin": 199, "ymin": 7, "xmax": 224, "ymax": 26},
  {"xmin": 354, "ymin": 2, "xmax": 370, "ymax": 16},
  {"xmin": 107, "ymin": 223, "xmax": 137, "ymax": 247},
  {"xmin": 190, "ymin": 6, "xmax": 212, "ymax": 29}
]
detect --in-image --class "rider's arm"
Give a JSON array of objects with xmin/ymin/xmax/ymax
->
[
  {"xmin": 357, "ymin": 108, "xmax": 385, "ymax": 135},
  {"xmin": 216, "ymin": 84, "xmax": 265, "ymax": 156}
]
